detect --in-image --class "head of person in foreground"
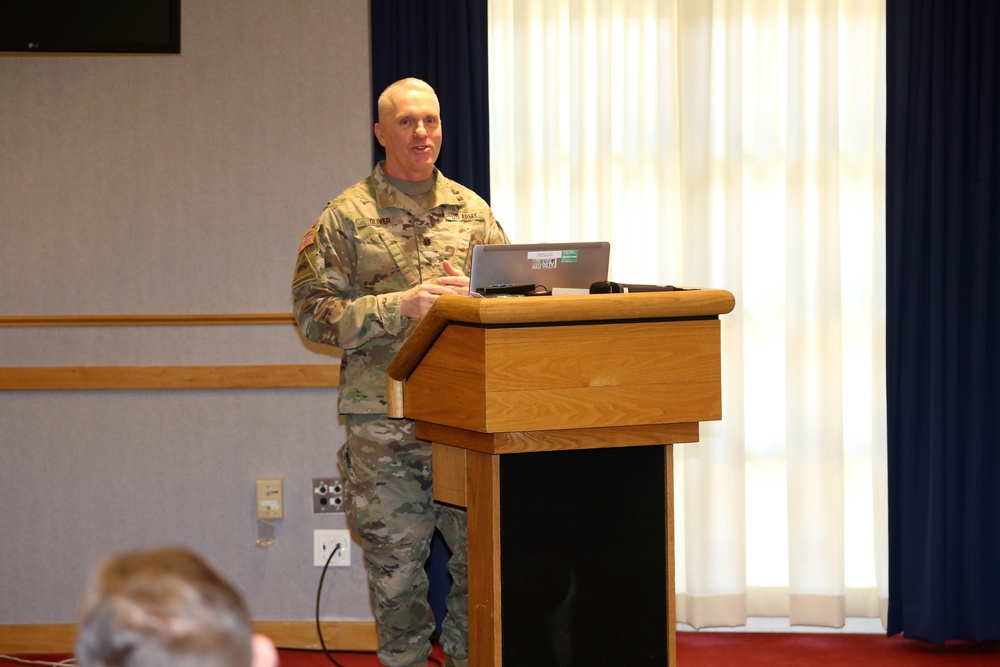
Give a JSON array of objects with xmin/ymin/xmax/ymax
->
[{"xmin": 75, "ymin": 546, "xmax": 278, "ymax": 667}]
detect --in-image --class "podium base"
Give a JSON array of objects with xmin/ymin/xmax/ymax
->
[{"xmin": 499, "ymin": 445, "xmax": 669, "ymax": 666}]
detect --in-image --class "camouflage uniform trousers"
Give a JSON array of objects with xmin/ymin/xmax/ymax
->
[{"xmin": 339, "ymin": 414, "xmax": 469, "ymax": 667}]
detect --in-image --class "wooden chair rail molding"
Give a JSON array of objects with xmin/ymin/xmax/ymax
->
[
  {"xmin": 0, "ymin": 313, "xmax": 340, "ymax": 391},
  {"xmin": 0, "ymin": 313, "xmax": 295, "ymax": 327},
  {"xmin": 0, "ymin": 365, "xmax": 340, "ymax": 391}
]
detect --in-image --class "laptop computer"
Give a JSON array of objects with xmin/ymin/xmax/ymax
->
[{"xmin": 469, "ymin": 241, "xmax": 611, "ymax": 296}]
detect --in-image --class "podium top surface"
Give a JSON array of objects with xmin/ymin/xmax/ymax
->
[{"xmin": 387, "ymin": 289, "xmax": 735, "ymax": 384}]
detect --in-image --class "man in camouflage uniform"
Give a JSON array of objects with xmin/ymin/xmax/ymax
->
[{"xmin": 292, "ymin": 78, "xmax": 508, "ymax": 667}]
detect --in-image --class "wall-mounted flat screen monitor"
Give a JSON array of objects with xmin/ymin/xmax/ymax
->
[{"xmin": 0, "ymin": 1, "xmax": 181, "ymax": 54}]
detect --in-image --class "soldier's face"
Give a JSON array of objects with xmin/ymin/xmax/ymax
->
[{"xmin": 374, "ymin": 88, "xmax": 442, "ymax": 182}]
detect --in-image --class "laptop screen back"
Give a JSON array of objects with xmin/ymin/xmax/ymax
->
[{"xmin": 469, "ymin": 242, "xmax": 611, "ymax": 295}]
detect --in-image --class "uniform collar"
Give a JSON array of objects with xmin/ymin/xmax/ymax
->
[{"xmin": 371, "ymin": 162, "xmax": 466, "ymax": 214}]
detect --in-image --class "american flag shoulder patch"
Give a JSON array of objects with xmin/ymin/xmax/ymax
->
[{"xmin": 298, "ymin": 229, "xmax": 316, "ymax": 252}]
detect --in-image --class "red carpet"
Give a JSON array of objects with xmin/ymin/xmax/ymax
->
[
  {"xmin": 676, "ymin": 632, "xmax": 1000, "ymax": 666},
  {"xmin": 5, "ymin": 634, "xmax": 1000, "ymax": 666},
  {"xmin": 280, "ymin": 633, "xmax": 1000, "ymax": 666}
]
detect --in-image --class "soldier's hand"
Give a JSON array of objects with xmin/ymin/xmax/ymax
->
[
  {"xmin": 399, "ymin": 261, "xmax": 469, "ymax": 318},
  {"xmin": 435, "ymin": 260, "xmax": 470, "ymax": 296},
  {"xmin": 400, "ymin": 283, "xmax": 459, "ymax": 318}
]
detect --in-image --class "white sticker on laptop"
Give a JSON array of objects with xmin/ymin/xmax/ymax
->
[{"xmin": 527, "ymin": 249, "xmax": 579, "ymax": 269}]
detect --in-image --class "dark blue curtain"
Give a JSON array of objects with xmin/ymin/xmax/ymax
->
[
  {"xmin": 369, "ymin": 0, "xmax": 491, "ymax": 203},
  {"xmin": 886, "ymin": 0, "xmax": 1000, "ymax": 643},
  {"xmin": 369, "ymin": 0, "xmax": 491, "ymax": 633}
]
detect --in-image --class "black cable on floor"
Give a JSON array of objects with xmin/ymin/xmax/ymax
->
[
  {"xmin": 313, "ymin": 543, "xmax": 445, "ymax": 667},
  {"xmin": 315, "ymin": 542, "xmax": 349, "ymax": 667}
]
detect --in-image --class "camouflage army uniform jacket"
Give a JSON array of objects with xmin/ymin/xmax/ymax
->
[{"xmin": 292, "ymin": 162, "xmax": 508, "ymax": 414}]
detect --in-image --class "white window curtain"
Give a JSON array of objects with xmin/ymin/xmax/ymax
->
[{"xmin": 487, "ymin": 0, "xmax": 887, "ymax": 629}]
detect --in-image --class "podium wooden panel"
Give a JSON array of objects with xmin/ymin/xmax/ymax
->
[{"xmin": 386, "ymin": 290, "xmax": 734, "ymax": 666}]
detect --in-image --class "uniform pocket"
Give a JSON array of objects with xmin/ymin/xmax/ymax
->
[
  {"xmin": 355, "ymin": 224, "xmax": 421, "ymax": 286},
  {"xmin": 338, "ymin": 443, "xmax": 377, "ymax": 515}
]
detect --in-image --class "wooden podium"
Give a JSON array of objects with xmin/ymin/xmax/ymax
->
[{"xmin": 386, "ymin": 289, "xmax": 735, "ymax": 667}]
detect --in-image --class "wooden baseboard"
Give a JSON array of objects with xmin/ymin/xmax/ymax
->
[
  {"xmin": 0, "ymin": 621, "xmax": 377, "ymax": 654},
  {"xmin": 0, "ymin": 624, "xmax": 76, "ymax": 654},
  {"xmin": 255, "ymin": 620, "xmax": 378, "ymax": 651}
]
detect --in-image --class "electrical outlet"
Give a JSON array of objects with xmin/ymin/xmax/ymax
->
[
  {"xmin": 256, "ymin": 478, "xmax": 284, "ymax": 519},
  {"xmin": 313, "ymin": 477, "xmax": 346, "ymax": 513},
  {"xmin": 314, "ymin": 529, "xmax": 351, "ymax": 567}
]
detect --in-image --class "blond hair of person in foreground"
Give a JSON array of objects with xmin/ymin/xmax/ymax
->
[{"xmin": 76, "ymin": 546, "xmax": 278, "ymax": 667}]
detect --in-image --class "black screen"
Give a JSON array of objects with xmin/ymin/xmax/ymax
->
[
  {"xmin": 500, "ymin": 446, "xmax": 669, "ymax": 666},
  {"xmin": 0, "ymin": 1, "xmax": 180, "ymax": 54}
]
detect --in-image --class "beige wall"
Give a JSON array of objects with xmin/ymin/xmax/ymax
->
[{"xmin": 0, "ymin": 1, "xmax": 373, "ymax": 624}]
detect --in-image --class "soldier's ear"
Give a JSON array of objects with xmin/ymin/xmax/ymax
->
[{"xmin": 374, "ymin": 123, "xmax": 387, "ymax": 147}]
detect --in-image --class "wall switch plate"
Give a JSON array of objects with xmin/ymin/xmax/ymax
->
[
  {"xmin": 312, "ymin": 477, "xmax": 345, "ymax": 513},
  {"xmin": 314, "ymin": 529, "xmax": 351, "ymax": 567},
  {"xmin": 256, "ymin": 478, "xmax": 283, "ymax": 519}
]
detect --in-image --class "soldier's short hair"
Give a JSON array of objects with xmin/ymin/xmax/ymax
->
[
  {"xmin": 377, "ymin": 77, "xmax": 438, "ymax": 123},
  {"xmin": 75, "ymin": 547, "xmax": 254, "ymax": 667}
]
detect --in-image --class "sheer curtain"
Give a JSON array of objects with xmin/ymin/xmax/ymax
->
[{"xmin": 487, "ymin": 0, "xmax": 887, "ymax": 629}]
